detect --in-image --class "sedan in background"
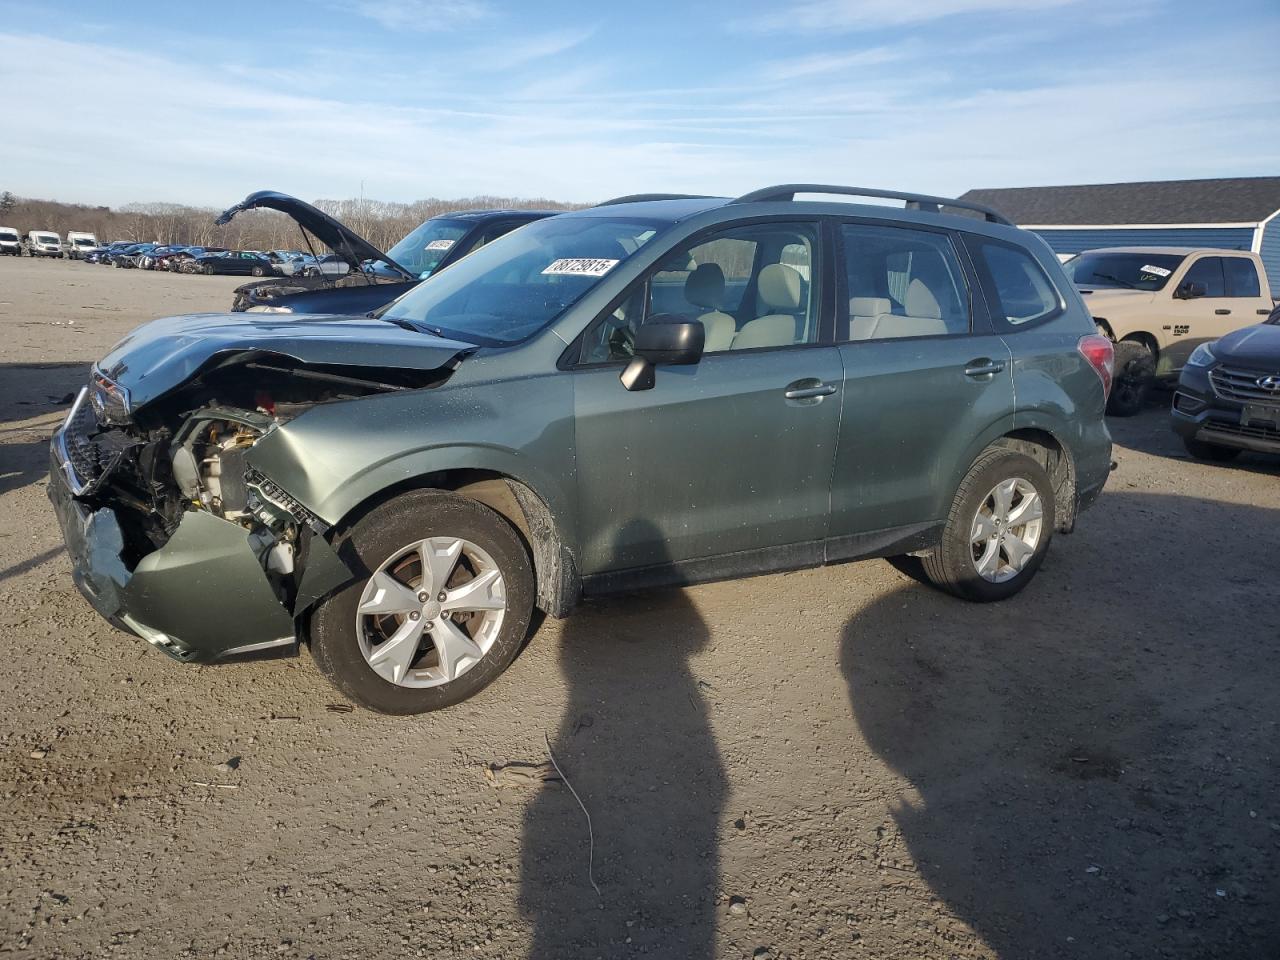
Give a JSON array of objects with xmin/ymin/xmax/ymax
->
[{"xmin": 192, "ymin": 251, "xmax": 281, "ymax": 276}]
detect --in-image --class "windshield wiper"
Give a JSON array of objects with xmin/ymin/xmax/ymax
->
[
  {"xmin": 1091, "ymin": 272, "xmax": 1138, "ymax": 289},
  {"xmin": 378, "ymin": 314, "xmax": 449, "ymax": 338}
]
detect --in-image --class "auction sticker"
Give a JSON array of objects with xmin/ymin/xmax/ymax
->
[
  {"xmin": 425, "ymin": 239, "xmax": 455, "ymax": 251},
  {"xmin": 1140, "ymin": 264, "xmax": 1172, "ymax": 277},
  {"xmin": 542, "ymin": 258, "xmax": 619, "ymax": 277}
]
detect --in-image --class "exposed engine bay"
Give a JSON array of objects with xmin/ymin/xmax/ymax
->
[{"xmin": 61, "ymin": 354, "xmax": 452, "ymax": 610}]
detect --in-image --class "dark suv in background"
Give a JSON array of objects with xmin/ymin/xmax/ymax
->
[
  {"xmin": 50, "ymin": 184, "xmax": 1113, "ymax": 714},
  {"xmin": 1172, "ymin": 308, "xmax": 1280, "ymax": 460},
  {"xmin": 217, "ymin": 191, "xmax": 558, "ymax": 314}
]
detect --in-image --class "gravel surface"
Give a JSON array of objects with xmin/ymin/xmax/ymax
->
[{"xmin": 1, "ymin": 258, "xmax": 1278, "ymax": 959}]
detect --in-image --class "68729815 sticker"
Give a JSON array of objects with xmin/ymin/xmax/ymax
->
[{"xmin": 541, "ymin": 258, "xmax": 620, "ymax": 278}]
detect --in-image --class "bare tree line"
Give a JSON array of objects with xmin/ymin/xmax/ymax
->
[{"xmin": 0, "ymin": 192, "xmax": 586, "ymax": 252}]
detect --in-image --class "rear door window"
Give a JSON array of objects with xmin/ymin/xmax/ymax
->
[
  {"xmin": 1222, "ymin": 258, "xmax": 1261, "ymax": 298},
  {"xmin": 974, "ymin": 240, "xmax": 1061, "ymax": 326},
  {"xmin": 838, "ymin": 224, "xmax": 969, "ymax": 340},
  {"xmin": 1183, "ymin": 257, "xmax": 1226, "ymax": 297}
]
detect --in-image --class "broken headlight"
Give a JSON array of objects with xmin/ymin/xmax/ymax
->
[{"xmin": 89, "ymin": 368, "xmax": 132, "ymax": 425}]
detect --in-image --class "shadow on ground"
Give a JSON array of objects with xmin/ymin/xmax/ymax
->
[
  {"xmin": 520, "ymin": 521, "xmax": 725, "ymax": 958},
  {"xmin": 0, "ymin": 363, "xmax": 88, "ymax": 497},
  {"xmin": 843, "ymin": 492, "xmax": 1280, "ymax": 959}
]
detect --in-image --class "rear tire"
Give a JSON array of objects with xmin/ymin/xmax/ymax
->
[
  {"xmin": 922, "ymin": 448, "xmax": 1055, "ymax": 602},
  {"xmin": 1182, "ymin": 437, "xmax": 1241, "ymax": 462},
  {"xmin": 309, "ymin": 490, "xmax": 535, "ymax": 714},
  {"xmin": 1106, "ymin": 340, "xmax": 1156, "ymax": 416},
  {"xmin": 203, "ymin": 263, "xmax": 214, "ymax": 275}
]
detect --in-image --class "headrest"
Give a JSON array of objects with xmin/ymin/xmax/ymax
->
[
  {"xmin": 904, "ymin": 278, "xmax": 942, "ymax": 319},
  {"xmin": 758, "ymin": 263, "xmax": 802, "ymax": 311},
  {"xmin": 684, "ymin": 263, "xmax": 726, "ymax": 310},
  {"xmin": 850, "ymin": 296, "xmax": 891, "ymax": 317}
]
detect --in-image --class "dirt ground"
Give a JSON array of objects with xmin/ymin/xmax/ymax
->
[{"xmin": 0, "ymin": 257, "xmax": 1277, "ymax": 960}]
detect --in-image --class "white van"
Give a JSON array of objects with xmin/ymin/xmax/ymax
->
[
  {"xmin": 24, "ymin": 231, "xmax": 62, "ymax": 257},
  {"xmin": 0, "ymin": 226, "xmax": 19, "ymax": 256},
  {"xmin": 65, "ymin": 231, "xmax": 99, "ymax": 259}
]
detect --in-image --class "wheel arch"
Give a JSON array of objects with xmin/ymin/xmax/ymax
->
[
  {"xmin": 947, "ymin": 416, "xmax": 1079, "ymax": 534},
  {"xmin": 989, "ymin": 427, "xmax": 1078, "ymax": 533},
  {"xmin": 331, "ymin": 467, "xmax": 580, "ymax": 619}
]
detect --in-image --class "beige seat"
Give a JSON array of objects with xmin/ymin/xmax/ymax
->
[
  {"xmin": 848, "ymin": 296, "xmax": 891, "ymax": 340},
  {"xmin": 866, "ymin": 279, "xmax": 949, "ymax": 339},
  {"xmin": 733, "ymin": 263, "xmax": 805, "ymax": 349},
  {"xmin": 683, "ymin": 263, "xmax": 736, "ymax": 352}
]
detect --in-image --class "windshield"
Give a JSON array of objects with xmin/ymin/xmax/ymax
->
[
  {"xmin": 0, "ymin": 231, "xmax": 17, "ymax": 242},
  {"xmin": 1063, "ymin": 252, "xmax": 1185, "ymax": 291},
  {"xmin": 34, "ymin": 234, "xmax": 58, "ymax": 244},
  {"xmin": 73, "ymin": 238, "xmax": 94, "ymax": 246},
  {"xmin": 381, "ymin": 215, "xmax": 664, "ymax": 345},
  {"xmin": 386, "ymin": 219, "xmax": 472, "ymax": 278}
]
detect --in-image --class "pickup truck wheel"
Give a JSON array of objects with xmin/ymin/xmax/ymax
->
[
  {"xmin": 922, "ymin": 448, "xmax": 1055, "ymax": 602},
  {"xmin": 309, "ymin": 490, "xmax": 535, "ymax": 714},
  {"xmin": 1106, "ymin": 340, "xmax": 1155, "ymax": 416},
  {"xmin": 1182, "ymin": 437, "xmax": 1241, "ymax": 462}
]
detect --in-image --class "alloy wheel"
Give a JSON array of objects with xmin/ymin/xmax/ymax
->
[
  {"xmin": 969, "ymin": 478, "xmax": 1044, "ymax": 583},
  {"xmin": 355, "ymin": 536, "xmax": 508, "ymax": 688}
]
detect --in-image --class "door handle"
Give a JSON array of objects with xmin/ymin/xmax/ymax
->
[
  {"xmin": 964, "ymin": 358, "xmax": 1005, "ymax": 378},
  {"xmin": 784, "ymin": 381, "xmax": 838, "ymax": 400},
  {"xmin": 1215, "ymin": 308, "xmax": 1231, "ymax": 315}
]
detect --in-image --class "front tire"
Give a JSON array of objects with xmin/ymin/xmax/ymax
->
[
  {"xmin": 922, "ymin": 448, "xmax": 1055, "ymax": 602},
  {"xmin": 309, "ymin": 490, "xmax": 535, "ymax": 714},
  {"xmin": 1107, "ymin": 340, "xmax": 1156, "ymax": 416},
  {"xmin": 1182, "ymin": 437, "xmax": 1241, "ymax": 462}
]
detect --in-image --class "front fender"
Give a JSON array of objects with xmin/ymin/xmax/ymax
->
[{"xmin": 244, "ymin": 375, "xmax": 578, "ymax": 542}]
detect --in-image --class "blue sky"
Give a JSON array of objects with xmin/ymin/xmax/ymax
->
[{"xmin": 1, "ymin": 0, "xmax": 1277, "ymax": 207}]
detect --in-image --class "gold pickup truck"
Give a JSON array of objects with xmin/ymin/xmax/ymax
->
[{"xmin": 1063, "ymin": 247, "xmax": 1275, "ymax": 415}]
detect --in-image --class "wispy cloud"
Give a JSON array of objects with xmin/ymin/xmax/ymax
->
[
  {"xmin": 738, "ymin": 0, "xmax": 1080, "ymax": 32},
  {"xmin": 759, "ymin": 45, "xmax": 909, "ymax": 82},
  {"xmin": 349, "ymin": 0, "xmax": 491, "ymax": 32}
]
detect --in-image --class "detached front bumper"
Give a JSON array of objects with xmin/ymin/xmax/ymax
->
[
  {"xmin": 1172, "ymin": 364, "xmax": 1280, "ymax": 455},
  {"xmin": 47, "ymin": 395, "xmax": 351, "ymax": 662}
]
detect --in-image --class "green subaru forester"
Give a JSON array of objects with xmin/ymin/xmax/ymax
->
[{"xmin": 50, "ymin": 185, "xmax": 1114, "ymax": 713}]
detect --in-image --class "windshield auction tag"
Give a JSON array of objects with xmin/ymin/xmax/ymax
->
[
  {"xmin": 542, "ymin": 258, "xmax": 619, "ymax": 277},
  {"xmin": 1140, "ymin": 264, "xmax": 1172, "ymax": 277},
  {"xmin": 425, "ymin": 239, "xmax": 455, "ymax": 251}
]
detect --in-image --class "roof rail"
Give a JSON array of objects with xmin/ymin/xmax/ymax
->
[
  {"xmin": 730, "ymin": 184, "xmax": 1014, "ymax": 225},
  {"xmin": 596, "ymin": 193, "xmax": 718, "ymax": 206}
]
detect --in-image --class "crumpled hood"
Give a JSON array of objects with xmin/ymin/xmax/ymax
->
[
  {"xmin": 1076, "ymin": 288, "xmax": 1156, "ymax": 312},
  {"xmin": 1212, "ymin": 322, "xmax": 1280, "ymax": 369},
  {"xmin": 217, "ymin": 190, "xmax": 416, "ymax": 281},
  {"xmin": 96, "ymin": 312, "xmax": 475, "ymax": 409}
]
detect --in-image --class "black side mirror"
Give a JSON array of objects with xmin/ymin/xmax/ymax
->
[
  {"xmin": 619, "ymin": 315, "xmax": 705, "ymax": 391},
  {"xmin": 1175, "ymin": 280, "xmax": 1207, "ymax": 300}
]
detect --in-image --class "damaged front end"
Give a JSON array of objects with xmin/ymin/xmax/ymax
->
[{"xmin": 47, "ymin": 336, "xmax": 465, "ymax": 662}]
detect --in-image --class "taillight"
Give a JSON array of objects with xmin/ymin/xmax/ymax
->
[{"xmin": 1077, "ymin": 334, "xmax": 1115, "ymax": 400}]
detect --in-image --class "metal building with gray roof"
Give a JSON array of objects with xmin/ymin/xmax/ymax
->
[{"xmin": 959, "ymin": 177, "xmax": 1280, "ymax": 292}]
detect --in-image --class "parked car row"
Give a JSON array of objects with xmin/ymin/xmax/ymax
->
[{"xmin": 1056, "ymin": 245, "xmax": 1280, "ymax": 460}]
